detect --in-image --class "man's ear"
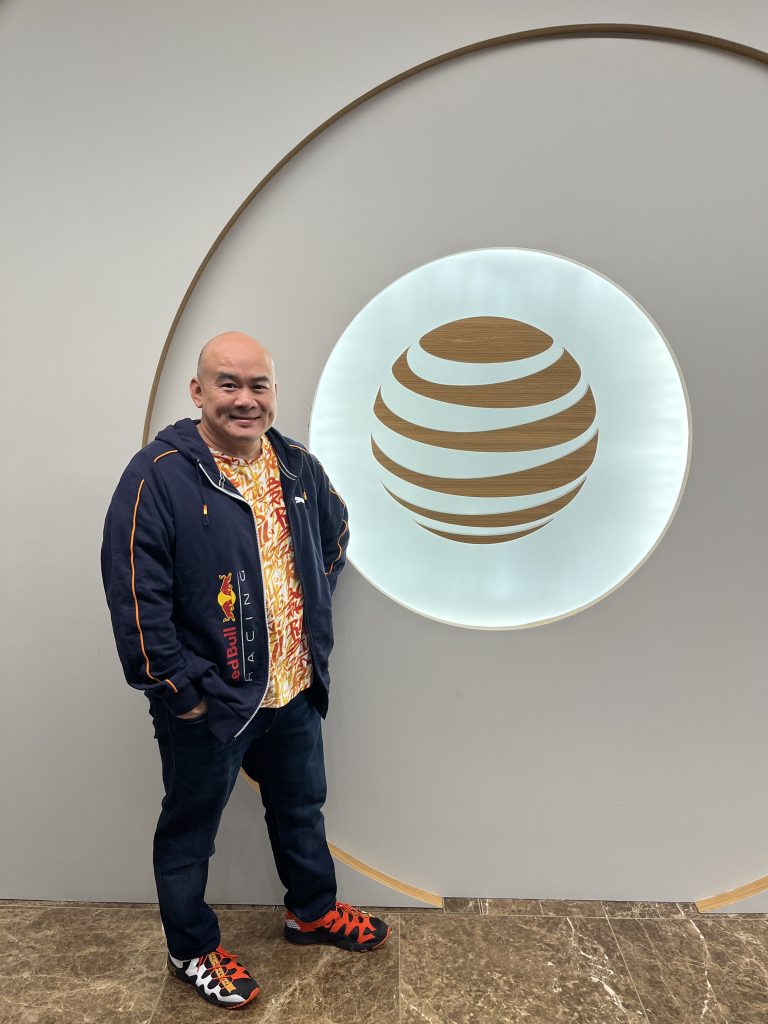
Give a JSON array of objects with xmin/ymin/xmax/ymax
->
[{"xmin": 190, "ymin": 377, "xmax": 203, "ymax": 409}]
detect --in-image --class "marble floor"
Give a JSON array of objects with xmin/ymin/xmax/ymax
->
[{"xmin": 3, "ymin": 898, "xmax": 768, "ymax": 1023}]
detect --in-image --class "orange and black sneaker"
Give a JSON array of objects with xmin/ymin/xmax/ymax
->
[
  {"xmin": 284, "ymin": 902, "xmax": 390, "ymax": 952},
  {"xmin": 167, "ymin": 945, "xmax": 260, "ymax": 1009}
]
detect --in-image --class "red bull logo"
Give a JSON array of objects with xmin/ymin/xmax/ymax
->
[
  {"xmin": 217, "ymin": 572, "xmax": 241, "ymax": 681},
  {"xmin": 222, "ymin": 625, "xmax": 241, "ymax": 681},
  {"xmin": 217, "ymin": 572, "xmax": 237, "ymax": 622}
]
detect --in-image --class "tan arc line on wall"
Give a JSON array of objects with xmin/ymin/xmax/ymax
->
[
  {"xmin": 696, "ymin": 875, "xmax": 768, "ymax": 913},
  {"xmin": 143, "ymin": 23, "xmax": 768, "ymax": 907},
  {"xmin": 374, "ymin": 387, "xmax": 596, "ymax": 451},
  {"xmin": 392, "ymin": 349, "xmax": 581, "ymax": 408}
]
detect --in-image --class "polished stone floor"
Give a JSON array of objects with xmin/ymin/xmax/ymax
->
[{"xmin": 3, "ymin": 898, "xmax": 768, "ymax": 1023}]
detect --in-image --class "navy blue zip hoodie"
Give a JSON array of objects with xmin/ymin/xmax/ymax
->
[{"xmin": 101, "ymin": 418, "xmax": 348, "ymax": 742}]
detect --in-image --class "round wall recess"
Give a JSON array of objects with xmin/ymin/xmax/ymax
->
[{"xmin": 310, "ymin": 248, "xmax": 690, "ymax": 629}]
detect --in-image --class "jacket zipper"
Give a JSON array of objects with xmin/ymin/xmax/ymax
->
[
  {"xmin": 273, "ymin": 447, "xmax": 319, "ymax": 673},
  {"xmin": 275, "ymin": 451, "xmax": 297, "ymax": 480},
  {"xmin": 283, "ymin": 480, "xmax": 322, "ymax": 683},
  {"xmin": 197, "ymin": 461, "xmax": 271, "ymax": 736}
]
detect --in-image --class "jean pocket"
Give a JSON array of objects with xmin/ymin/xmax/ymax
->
[{"xmin": 176, "ymin": 713, "xmax": 209, "ymax": 726}]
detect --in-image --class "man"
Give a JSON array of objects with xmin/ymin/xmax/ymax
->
[{"xmin": 101, "ymin": 331, "xmax": 389, "ymax": 1010}]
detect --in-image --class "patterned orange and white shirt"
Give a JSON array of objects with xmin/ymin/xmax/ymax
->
[{"xmin": 211, "ymin": 438, "xmax": 312, "ymax": 707}]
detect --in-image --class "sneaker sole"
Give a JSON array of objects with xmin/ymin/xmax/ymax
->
[{"xmin": 283, "ymin": 925, "xmax": 390, "ymax": 952}]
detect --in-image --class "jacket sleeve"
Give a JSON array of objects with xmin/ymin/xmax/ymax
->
[
  {"xmin": 312, "ymin": 457, "xmax": 349, "ymax": 595},
  {"xmin": 101, "ymin": 467, "xmax": 205, "ymax": 715}
]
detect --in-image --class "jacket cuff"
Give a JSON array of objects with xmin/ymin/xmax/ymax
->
[{"xmin": 162, "ymin": 685, "xmax": 204, "ymax": 716}]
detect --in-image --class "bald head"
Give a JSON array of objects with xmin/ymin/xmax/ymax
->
[
  {"xmin": 196, "ymin": 331, "xmax": 275, "ymax": 382},
  {"xmin": 191, "ymin": 331, "xmax": 277, "ymax": 458}
]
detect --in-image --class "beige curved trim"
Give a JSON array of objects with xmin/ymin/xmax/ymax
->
[
  {"xmin": 144, "ymin": 24, "xmax": 768, "ymax": 900},
  {"xmin": 326, "ymin": 842, "xmax": 443, "ymax": 908},
  {"xmin": 142, "ymin": 22, "xmax": 768, "ymax": 444},
  {"xmin": 696, "ymin": 875, "xmax": 768, "ymax": 912},
  {"xmin": 242, "ymin": 773, "xmax": 443, "ymax": 907}
]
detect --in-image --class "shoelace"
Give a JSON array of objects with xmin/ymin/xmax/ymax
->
[
  {"xmin": 204, "ymin": 946, "xmax": 251, "ymax": 983},
  {"xmin": 325, "ymin": 903, "xmax": 374, "ymax": 937}
]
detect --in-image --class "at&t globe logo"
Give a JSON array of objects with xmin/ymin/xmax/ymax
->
[
  {"xmin": 372, "ymin": 316, "xmax": 597, "ymax": 544},
  {"xmin": 309, "ymin": 249, "xmax": 690, "ymax": 629}
]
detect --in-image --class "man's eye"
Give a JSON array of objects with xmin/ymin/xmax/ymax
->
[{"xmin": 221, "ymin": 383, "xmax": 236, "ymax": 390}]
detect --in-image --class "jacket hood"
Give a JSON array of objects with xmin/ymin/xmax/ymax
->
[
  {"xmin": 156, "ymin": 418, "xmax": 214, "ymax": 467},
  {"xmin": 155, "ymin": 418, "xmax": 303, "ymax": 482}
]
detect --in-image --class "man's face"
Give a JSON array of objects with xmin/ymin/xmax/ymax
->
[{"xmin": 190, "ymin": 336, "xmax": 277, "ymax": 456}]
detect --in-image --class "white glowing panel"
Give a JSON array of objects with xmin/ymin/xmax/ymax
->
[{"xmin": 309, "ymin": 249, "xmax": 690, "ymax": 629}]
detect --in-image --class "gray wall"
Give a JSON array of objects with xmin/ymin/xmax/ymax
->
[{"xmin": 2, "ymin": 0, "xmax": 767, "ymax": 909}]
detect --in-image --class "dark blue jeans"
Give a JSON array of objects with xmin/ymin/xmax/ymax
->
[{"xmin": 150, "ymin": 687, "xmax": 337, "ymax": 960}]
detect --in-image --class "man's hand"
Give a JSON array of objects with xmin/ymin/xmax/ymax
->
[{"xmin": 177, "ymin": 699, "xmax": 208, "ymax": 719}]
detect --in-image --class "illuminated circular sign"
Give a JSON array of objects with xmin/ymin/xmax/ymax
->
[{"xmin": 309, "ymin": 249, "xmax": 690, "ymax": 628}]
